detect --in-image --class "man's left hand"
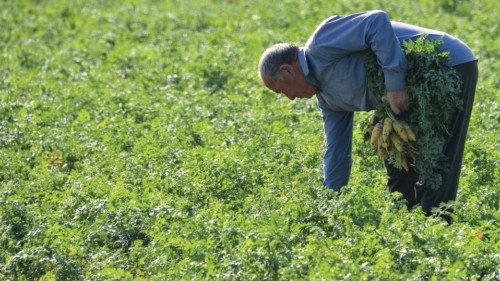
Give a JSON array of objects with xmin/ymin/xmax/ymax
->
[{"xmin": 382, "ymin": 89, "xmax": 410, "ymax": 115}]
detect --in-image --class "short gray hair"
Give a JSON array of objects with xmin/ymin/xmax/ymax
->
[{"xmin": 258, "ymin": 43, "xmax": 299, "ymax": 80}]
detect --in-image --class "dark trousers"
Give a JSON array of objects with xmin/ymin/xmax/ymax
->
[{"xmin": 385, "ymin": 60, "xmax": 478, "ymax": 220}]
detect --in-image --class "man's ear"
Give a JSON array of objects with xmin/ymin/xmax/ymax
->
[{"xmin": 279, "ymin": 64, "xmax": 295, "ymax": 78}]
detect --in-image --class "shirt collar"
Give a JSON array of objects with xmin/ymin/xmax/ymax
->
[
  {"xmin": 298, "ymin": 47, "xmax": 321, "ymax": 88},
  {"xmin": 297, "ymin": 47, "xmax": 310, "ymax": 76}
]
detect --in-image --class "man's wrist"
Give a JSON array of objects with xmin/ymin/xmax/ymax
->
[{"xmin": 384, "ymin": 71, "xmax": 406, "ymax": 92}]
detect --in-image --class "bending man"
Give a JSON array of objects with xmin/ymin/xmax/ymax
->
[{"xmin": 258, "ymin": 10, "xmax": 478, "ymax": 218}]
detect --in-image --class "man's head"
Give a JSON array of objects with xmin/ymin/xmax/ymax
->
[{"xmin": 258, "ymin": 43, "xmax": 317, "ymax": 100}]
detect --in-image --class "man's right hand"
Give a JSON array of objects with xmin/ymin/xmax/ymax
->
[{"xmin": 382, "ymin": 89, "xmax": 410, "ymax": 115}]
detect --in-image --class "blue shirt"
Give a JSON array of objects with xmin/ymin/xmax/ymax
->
[{"xmin": 298, "ymin": 10, "xmax": 476, "ymax": 190}]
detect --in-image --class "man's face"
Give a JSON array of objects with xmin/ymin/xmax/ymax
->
[{"xmin": 262, "ymin": 75, "xmax": 316, "ymax": 101}]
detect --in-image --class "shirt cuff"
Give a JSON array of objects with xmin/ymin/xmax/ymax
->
[
  {"xmin": 323, "ymin": 163, "xmax": 351, "ymax": 192},
  {"xmin": 384, "ymin": 70, "xmax": 406, "ymax": 91}
]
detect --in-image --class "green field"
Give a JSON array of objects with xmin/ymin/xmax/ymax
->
[{"xmin": 0, "ymin": 0, "xmax": 498, "ymax": 279}]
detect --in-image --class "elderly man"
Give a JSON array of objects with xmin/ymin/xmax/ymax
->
[{"xmin": 258, "ymin": 10, "xmax": 477, "ymax": 218}]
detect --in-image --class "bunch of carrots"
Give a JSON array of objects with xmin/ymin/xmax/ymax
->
[{"xmin": 366, "ymin": 116, "xmax": 418, "ymax": 172}]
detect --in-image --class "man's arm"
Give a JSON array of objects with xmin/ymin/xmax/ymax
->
[
  {"xmin": 319, "ymin": 100, "xmax": 353, "ymax": 191},
  {"xmin": 312, "ymin": 10, "xmax": 407, "ymax": 91},
  {"xmin": 311, "ymin": 10, "xmax": 410, "ymax": 113}
]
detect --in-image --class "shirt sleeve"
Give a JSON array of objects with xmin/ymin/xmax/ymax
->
[
  {"xmin": 310, "ymin": 10, "xmax": 407, "ymax": 91},
  {"xmin": 318, "ymin": 98, "xmax": 353, "ymax": 191}
]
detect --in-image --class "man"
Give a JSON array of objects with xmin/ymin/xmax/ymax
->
[{"xmin": 258, "ymin": 10, "xmax": 478, "ymax": 218}]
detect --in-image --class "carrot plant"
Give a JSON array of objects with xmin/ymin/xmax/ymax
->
[{"xmin": 364, "ymin": 37, "xmax": 463, "ymax": 189}]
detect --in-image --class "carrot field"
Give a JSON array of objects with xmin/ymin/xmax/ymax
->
[{"xmin": 0, "ymin": 0, "xmax": 498, "ymax": 279}]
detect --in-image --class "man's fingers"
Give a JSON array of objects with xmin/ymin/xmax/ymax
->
[
  {"xmin": 400, "ymin": 99, "xmax": 410, "ymax": 112},
  {"xmin": 382, "ymin": 91, "xmax": 410, "ymax": 115},
  {"xmin": 391, "ymin": 104, "xmax": 401, "ymax": 115},
  {"xmin": 382, "ymin": 94, "xmax": 401, "ymax": 114},
  {"xmin": 403, "ymin": 102, "xmax": 409, "ymax": 111}
]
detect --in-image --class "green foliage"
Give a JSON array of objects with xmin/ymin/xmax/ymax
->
[
  {"xmin": 364, "ymin": 36, "xmax": 463, "ymax": 189},
  {"xmin": 0, "ymin": 0, "xmax": 498, "ymax": 279}
]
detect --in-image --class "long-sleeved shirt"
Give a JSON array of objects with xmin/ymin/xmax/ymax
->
[{"xmin": 297, "ymin": 10, "xmax": 476, "ymax": 190}]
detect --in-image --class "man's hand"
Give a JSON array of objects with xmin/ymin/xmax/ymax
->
[{"xmin": 382, "ymin": 89, "xmax": 410, "ymax": 115}]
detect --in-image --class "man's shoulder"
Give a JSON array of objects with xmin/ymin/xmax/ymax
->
[
  {"xmin": 305, "ymin": 15, "xmax": 341, "ymax": 47},
  {"xmin": 306, "ymin": 10, "xmax": 388, "ymax": 47},
  {"xmin": 317, "ymin": 10, "xmax": 388, "ymax": 28}
]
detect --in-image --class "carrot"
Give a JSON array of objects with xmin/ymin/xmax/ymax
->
[
  {"xmin": 370, "ymin": 122, "xmax": 383, "ymax": 149},
  {"xmin": 392, "ymin": 120, "xmax": 408, "ymax": 142},
  {"xmin": 403, "ymin": 123, "xmax": 417, "ymax": 142},
  {"xmin": 390, "ymin": 132, "xmax": 404, "ymax": 152}
]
